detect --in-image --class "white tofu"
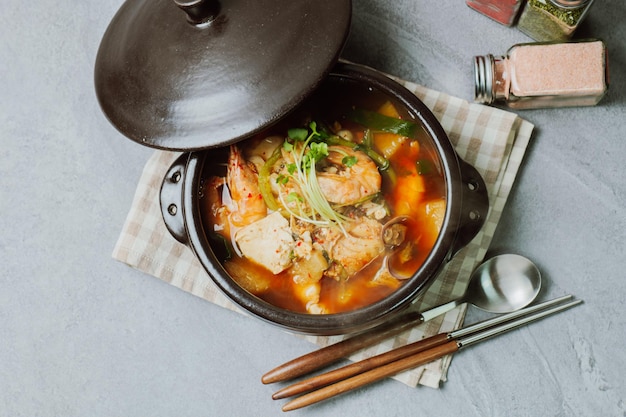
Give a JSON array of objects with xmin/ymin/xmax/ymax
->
[{"xmin": 234, "ymin": 211, "xmax": 294, "ymax": 274}]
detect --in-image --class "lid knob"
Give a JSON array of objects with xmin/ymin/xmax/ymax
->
[{"xmin": 174, "ymin": 0, "xmax": 220, "ymax": 26}]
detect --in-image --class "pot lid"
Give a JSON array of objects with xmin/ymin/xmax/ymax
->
[{"xmin": 94, "ymin": 0, "xmax": 351, "ymax": 150}]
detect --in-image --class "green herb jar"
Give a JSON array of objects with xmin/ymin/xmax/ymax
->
[{"xmin": 517, "ymin": 0, "xmax": 595, "ymax": 42}]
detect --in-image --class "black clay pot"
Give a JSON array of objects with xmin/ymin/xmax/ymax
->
[
  {"xmin": 159, "ymin": 63, "xmax": 489, "ymax": 336},
  {"xmin": 95, "ymin": 1, "xmax": 486, "ymax": 334}
]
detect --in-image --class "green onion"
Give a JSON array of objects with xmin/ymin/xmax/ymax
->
[
  {"xmin": 362, "ymin": 129, "xmax": 374, "ymax": 148},
  {"xmin": 416, "ymin": 158, "xmax": 434, "ymax": 175},
  {"xmin": 209, "ymin": 232, "xmax": 232, "ymax": 260},
  {"xmin": 258, "ymin": 145, "xmax": 283, "ymax": 212},
  {"xmin": 348, "ymin": 108, "xmax": 418, "ymax": 137}
]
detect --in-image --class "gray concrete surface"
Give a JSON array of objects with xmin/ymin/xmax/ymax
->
[{"xmin": 2, "ymin": 0, "xmax": 625, "ymax": 416}]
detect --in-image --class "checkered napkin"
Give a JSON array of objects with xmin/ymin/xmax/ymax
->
[{"xmin": 112, "ymin": 74, "xmax": 534, "ymax": 388}]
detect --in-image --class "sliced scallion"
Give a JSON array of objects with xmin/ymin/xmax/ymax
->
[{"xmin": 348, "ymin": 108, "xmax": 419, "ymax": 138}]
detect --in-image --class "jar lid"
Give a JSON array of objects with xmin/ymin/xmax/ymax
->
[
  {"xmin": 549, "ymin": 0, "xmax": 591, "ymax": 8},
  {"xmin": 473, "ymin": 55, "xmax": 495, "ymax": 104},
  {"xmin": 94, "ymin": 0, "xmax": 351, "ymax": 150}
]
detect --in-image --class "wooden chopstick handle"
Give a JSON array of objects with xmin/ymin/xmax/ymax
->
[
  {"xmin": 273, "ymin": 332, "xmax": 449, "ymax": 399},
  {"xmin": 262, "ymin": 311, "xmax": 422, "ymax": 384},
  {"xmin": 282, "ymin": 340, "xmax": 460, "ymax": 412}
]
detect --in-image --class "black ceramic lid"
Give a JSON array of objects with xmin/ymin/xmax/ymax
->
[{"xmin": 95, "ymin": 0, "xmax": 352, "ymax": 150}]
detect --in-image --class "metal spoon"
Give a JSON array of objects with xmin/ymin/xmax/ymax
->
[
  {"xmin": 420, "ymin": 253, "xmax": 542, "ymax": 321},
  {"xmin": 262, "ymin": 253, "xmax": 542, "ymax": 384}
]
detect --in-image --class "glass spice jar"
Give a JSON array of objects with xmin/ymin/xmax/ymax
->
[
  {"xmin": 473, "ymin": 39, "xmax": 609, "ymax": 109},
  {"xmin": 517, "ymin": 0, "xmax": 596, "ymax": 42},
  {"xmin": 466, "ymin": 0, "xmax": 525, "ymax": 26}
]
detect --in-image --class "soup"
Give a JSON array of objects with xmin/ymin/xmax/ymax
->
[{"xmin": 200, "ymin": 81, "xmax": 446, "ymax": 314}]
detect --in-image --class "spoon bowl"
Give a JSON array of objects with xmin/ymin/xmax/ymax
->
[
  {"xmin": 418, "ymin": 253, "xmax": 542, "ymax": 323},
  {"xmin": 465, "ymin": 254, "xmax": 541, "ymax": 313}
]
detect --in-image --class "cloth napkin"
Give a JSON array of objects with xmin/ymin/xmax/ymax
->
[{"xmin": 112, "ymin": 72, "xmax": 534, "ymax": 389}]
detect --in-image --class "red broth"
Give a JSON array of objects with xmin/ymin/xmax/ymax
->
[{"xmin": 200, "ymin": 81, "xmax": 446, "ymax": 314}]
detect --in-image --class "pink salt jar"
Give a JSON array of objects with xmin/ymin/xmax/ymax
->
[{"xmin": 473, "ymin": 39, "xmax": 609, "ymax": 109}]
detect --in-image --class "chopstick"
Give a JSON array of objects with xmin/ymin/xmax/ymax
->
[
  {"xmin": 272, "ymin": 295, "xmax": 572, "ymax": 400},
  {"xmin": 261, "ymin": 295, "xmax": 572, "ymax": 392},
  {"xmin": 263, "ymin": 283, "xmax": 533, "ymax": 384},
  {"xmin": 262, "ymin": 311, "xmax": 423, "ymax": 384},
  {"xmin": 278, "ymin": 296, "xmax": 582, "ymax": 411}
]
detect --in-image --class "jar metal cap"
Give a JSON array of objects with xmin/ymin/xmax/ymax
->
[
  {"xmin": 549, "ymin": 0, "xmax": 591, "ymax": 9},
  {"xmin": 473, "ymin": 55, "xmax": 495, "ymax": 104}
]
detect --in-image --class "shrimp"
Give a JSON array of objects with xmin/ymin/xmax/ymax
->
[
  {"xmin": 293, "ymin": 281, "xmax": 326, "ymax": 314},
  {"xmin": 317, "ymin": 145, "xmax": 382, "ymax": 206},
  {"xmin": 227, "ymin": 144, "xmax": 267, "ymax": 227},
  {"xmin": 205, "ymin": 175, "xmax": 231, "ymax": 236}
]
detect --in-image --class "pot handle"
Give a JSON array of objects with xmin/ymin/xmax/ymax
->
[
  {"xmin": 159, "ymin": 154, "xmax": 189, "ymax": 244},
  {"xmin": 449, "ymin": 158, "xmax": 490, "ymax": 258}
]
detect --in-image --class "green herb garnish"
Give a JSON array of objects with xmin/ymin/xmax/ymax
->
[
  {"xmin": 286, "ymin": 192, "xmax": 303, "ymax": 203},
  {"xmin": 342, "ymin": 155, "xmax": 358, "ymax": 167},
  {"xmin": 278, "ymin": 122, "xmax": 350, "ymax": 231},
  {"xmin": 259, "ymin": 119, "xmax": 396, "ymax": 232},
  {"xmin": 287, "ymin": 127, "xmax": 308, "ymax": 141}
]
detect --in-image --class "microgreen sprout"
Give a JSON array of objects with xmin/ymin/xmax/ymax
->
[{"xmin": 278, "ymin": 122, "xmax": 349, "ymax": 231}]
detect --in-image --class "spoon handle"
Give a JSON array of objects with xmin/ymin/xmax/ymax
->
[
  {"xmin": 263, "ymin": 296, "xmax": 468, "ymax": 384},
  {"xmin": 419, "ymin": 298, "xmax": 463, "ymax": 322},
  {"xmin": 261, "ymin": 311, "xmax": 423, "ymax": 384}
]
